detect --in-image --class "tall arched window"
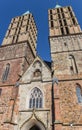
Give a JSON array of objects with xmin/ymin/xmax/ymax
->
[
  {"xmin": 69, "ymin": 55, "xmax": 78, "ymax": 74},
  {"xmin": 76, "ymin": 84, "xmax": 82, "ymax": 103},
  {"xmin": 2, "ymin": 63, "xmax": 10, "ymax": 82},
  {"xmin": 29, "ymin": 87, "xmax": 43, "ymax": 108}
]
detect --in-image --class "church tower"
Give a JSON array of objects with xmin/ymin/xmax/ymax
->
[
  {"xmin": 0, "ymin": 12, "xmax": 37, "ymax": 79},
  {"xmin": 0, "ymin": 12, "xmax": 38, "ymax": 130},
  {"xmin": 2, "ymin": 12, "xmax": 37, "ymax": 56},
  {"xmin": 48, "ymin": 5, "xmax": 82, "ymax": 130},
  {"xmin": 0, "ymin": 11, "xmax": 52, "ymax": 130}
]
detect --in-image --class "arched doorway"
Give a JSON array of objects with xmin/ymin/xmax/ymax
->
[
  {"xmin": 20, "ymin": 119, "xmax": 46, "ymax": 130},
  {"xmin": 30, "ymin": 125, "xmax": 40, "ymax": 130}
]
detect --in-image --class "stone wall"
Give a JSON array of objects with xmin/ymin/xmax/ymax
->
[
  {"xmin": 53, "ymin": 79, "xmax": 82, "ymax": 130},
  {"xmin": 52, "ymin": 51, "xmax": 82, "ymax": 77},
  {"xmin": 50, "ymin": 34, "xmax": 82, "ymax": 53},
  {"xmin": 50, "ymin": 31, "xmax": 82, "ymax": 130},
  {"xmin": 18, "ymin": 82, "xmax": 52, "ymax": 130},
  {"xmin": 0, "ymin": 41, "xmax": 35, "ymax": 130},
  {"xmin": 59, "ymin": 80, "xmax": 82, "ymax": 124}
]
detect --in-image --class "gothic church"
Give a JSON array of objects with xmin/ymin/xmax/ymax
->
[{"xmin": 0, "ymin": 4, "xmax": 82, "ymax": 130}]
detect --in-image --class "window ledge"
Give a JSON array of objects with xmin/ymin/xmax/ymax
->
[{"xmin": 19, "ymin": 108, "xmax": 50, "ymax": 112}]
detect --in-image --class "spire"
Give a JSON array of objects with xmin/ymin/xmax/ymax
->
[
  {"xmin": 55, "ymin": 0, "xmax": 61, "ymax": 8},
  {"xmin": 22, "ymin": 11, "xmax": 30, "ymax": 15}
]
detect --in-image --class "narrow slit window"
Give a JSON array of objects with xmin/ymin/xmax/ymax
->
[
  {"xmin": 50, "ymin": 10, "xmax": 52, "ymax": 15},
  {"xmin": 61, "ymin": 8, "xmax": 63, "ymax": 13},
  {"xmin": 69, "ymin": 55, "xmax": 78, "ymax": 74},
  {"xmin": 2, "ymin": 63, "xmax": 10, "ymax": 82},
  {"xmin": 50, "ymin": 10, "xmax": 53, "ymax": 20},
  {"xmin": 68, "ymin": 7, "xmax": 71, "ymax": 12},
  {"xmin": 50, "ymin": 15, "xmax": 53, "ymax": 20},
  {"xmin": 76, "ymin": 84, "xmax": 82, "ymax": 103},
  {"xmin": 70, "ymin": 12, "xmax": 73, "ymax": 17},
  {"xmin": 72, "ymin": 18, "xmax": 76, "ymax": 25},
  {"xmin": 51, "ymin": 21, "xmax": 54, "ymax": 28},
  {"xmin": 57, "ymin": 8, "xmax": 60, "ymax": 13},
  {"xmin": 61, "ymin": 27, "xmax": 65, "ymax": 35},
  {"xmin": 59, "ymin": 20, "xmax": 63, "ymax": 26},
  {"xmin": 65, "ymin": 27, "xmax": 69, "ymax": 34},
  {"xmin": 63, "ymin": 19, "xmax": 67, "ymax": 26}
]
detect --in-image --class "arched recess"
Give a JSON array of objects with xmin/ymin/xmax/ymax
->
[
  {"xmin": 33, "ymin": 69, "xmax": 42, "ymax": 78},
  {"xmin": 20, "ymin": 119, "xmax": 46, "ymax": 130},
  {"xmin": 30, "ymin": 125, "xmax": 40, "ymax": 130},
  {"xmin": 33, "ymin": 60, "xmax": 42, "ymax": 68},
  {"xmin": 69, "ymin": 54, "xmax": 78, "ymax": 74},
  {"xmin": 32, "ymin": 60, "xmax": 42, "ymax": 80}
]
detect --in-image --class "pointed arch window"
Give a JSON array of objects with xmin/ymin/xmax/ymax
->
[
  {"xmin": 76, "ymin": 84, "xmax": 82, "ymax": 103},
  {"xmin": 69, "ymin": 55, "xmax": 78, "ymax": 74},
  {"xmin": 2, "ymin": 63, "xmax": 10, "ymax": 82},
  {"xmin": 29, "ymin": 87, "xmax": 43, "ymax": 108}
]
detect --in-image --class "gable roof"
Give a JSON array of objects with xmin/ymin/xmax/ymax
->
[{"xmin": 20, "ymin": 55, "xmax": 52, "ymax": 83}]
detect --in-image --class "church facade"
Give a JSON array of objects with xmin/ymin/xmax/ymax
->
[{"xmin": 0, "ymin": 5, "xmax": 82, "ymax": 130}]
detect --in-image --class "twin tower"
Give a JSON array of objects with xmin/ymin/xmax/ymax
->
[{"xmin": 0, "ymin": 5, "xmax": 82, "ymax": 130}]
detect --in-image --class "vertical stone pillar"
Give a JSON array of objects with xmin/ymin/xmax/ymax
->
[{"xmin": 52, "ymin": 78, "xmax": 62, "ymax": 130}]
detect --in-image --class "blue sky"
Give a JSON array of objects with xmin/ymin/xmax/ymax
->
[{"xmin": 0, "ymin": 0, "xmax": 82, "ymax": 61}]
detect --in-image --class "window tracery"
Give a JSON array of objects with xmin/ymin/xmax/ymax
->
[{"xmin": 29, "ymin": 87, "xmax": 43, "ymax": 108}]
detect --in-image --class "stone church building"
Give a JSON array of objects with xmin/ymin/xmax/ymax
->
[{"xmin": 0, "ymin": 4, "xmax": 82, "ymax": 130}]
